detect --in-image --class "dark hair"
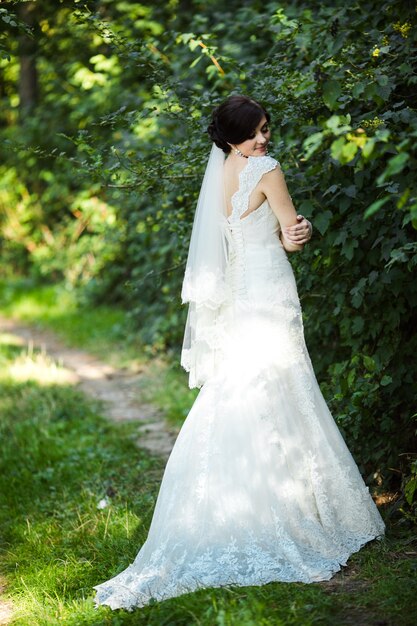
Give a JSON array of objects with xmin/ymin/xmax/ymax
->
[{"xmin": 207, "ymin": 95, "xmax": 270, "ymax": 154}]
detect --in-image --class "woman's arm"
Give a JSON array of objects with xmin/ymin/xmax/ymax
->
[{"xmin": 260, "ymin": 167, "xmax": 307, "ymax": 252}]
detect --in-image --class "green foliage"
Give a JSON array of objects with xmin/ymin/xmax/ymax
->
[
  {"xmin": 263, "ymin": 0, "xmax": 417, "ymax": 484},
  {"xmin": 398, "ymin": 445, "xmax": 417, "ymax": 525},
  {"xmin": 0, "ymin": 0, "xmax": 416, "ymax": 492}
]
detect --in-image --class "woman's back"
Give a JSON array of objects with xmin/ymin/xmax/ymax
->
[
  {"xmin": 224, "ymin": 155, "xmax": 267, "ymax": 219},
  {"xmin": 94, "ymin": 95, "xmax": 384, "ymax": 613}
]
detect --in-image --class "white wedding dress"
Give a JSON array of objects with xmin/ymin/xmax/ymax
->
[{"xmin": 94, "ymin": 156, "xmax": 385, "ymax": 610}]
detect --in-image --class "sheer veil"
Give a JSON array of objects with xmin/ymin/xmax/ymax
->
[{"xmin": 181, "ymin": 143, "xmax": 231, "ymax": 388}]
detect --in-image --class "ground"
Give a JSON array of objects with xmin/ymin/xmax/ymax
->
[
  {"xmin": 0, "ymin": 315, "xmax": 415, "ymax": 626},
  {"xmin": 0, "ymin": 316, "xmax": 178, "ymax": 459}
]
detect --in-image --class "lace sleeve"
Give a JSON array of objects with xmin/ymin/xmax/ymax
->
[{"xmin": 231, "ymin": 156, "xmax": 280, "ymax": 220}]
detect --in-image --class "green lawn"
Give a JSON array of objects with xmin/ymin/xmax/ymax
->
[
  {"xmin": 0, "ymin": 281, "xmax": 416, "ymax": 625},
  {"xmin": 0, "ymin": 279, "xmax": 143, "ymax": 367},
  {"xmin": 0, "ymin": 279, "xmax": 197, "ymax": 427}
]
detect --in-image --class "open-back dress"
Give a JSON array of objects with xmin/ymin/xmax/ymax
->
[{"xmin": 94, "ymin": 155, "xmax": 385, "ymax": 610}]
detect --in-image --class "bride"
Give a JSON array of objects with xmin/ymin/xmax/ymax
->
[{"xmin": 94, "ymin": 95, "xmax": 385, "ymax": 610}]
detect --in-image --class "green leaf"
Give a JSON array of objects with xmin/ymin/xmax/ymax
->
[
  {"xmin": 405, "ymin": 477, "xmax": 417, "ymax": 505},
  {"xmin": 298, "ymin": 200, "xmax": 314, "ymax": 218},
  {"xmin": 303, "ymin": 132, "xmax": 324, "ymax": 160},
  {"xmin": 362, "ymin": 138, "xmax": 376, "ymax": 159},
  {"xmin": 375, "ymin": 128, "xmax": 390, "ymax": 142},
  {"xmin": 376, "ymin": 74, "xmax": 389, "ymax": 86},
  {"xmin": 363, "ymin": 82, "xmax": 377, "ymax": 101},
  {"xmin": 342, "ymin": 239, "xmax": 358, "ymax": 261},
  {"xmin": 323, "ymin": 184, "xmax": 340, "ymax": 197},
  {"xmin": 325, "ymin": 114, "xmax": 351, "ymax": 134},
  {"xmin": 344, "ymin": 185, "xmax": 357, "ymax": 198},
  {"xmin": 380, "ymin": 375, "xmax": 393, "ymax": 387},
  {"xmin": 352, "ymin": 316, "xmax": 364, "ymax": 335},
  {"xmin": 339, "ymin": 197, "xmax": 352, "ymax": 214},
  {"xmin": 313, "ymin": 210, "xmax": 332, "ymax": 235},
  {"xmin": 350, "ymin": 277, "xmax": 366, "ymax": 308},
  {"xmin": 352, "ymin": 83, "xmax": 365, "ymax": 98},
  {"xmin": 330, "ymin": 136, "xmax": 345, "ymax": 161},
  {"xmin": 363, "ymin": 355, "xmax": 376, "ymax": 372},
  {"xmin": 347, "ymin": 368, "xmax": 356, "ymax": 388},
  {"xmin": 341, "ymin": 141, "xmax": 358, "ymax": 162},
  {"xmin": 364, "ymin": 196, "xmax": 391, "ymax": 219},
  {"xmin": 189, "ymin": 56, "xmax": 202, "ymax": 68},
  {"xmin": 377, "ymin": 152, "xmax": 409, "ymax": 185},
  {"xmin": 326, "ymin": 115, "xmax": 341, "ymax": 130},
  {"xmin": 322, "ymin": 80, "xmax": 341, "ymax": 111}
]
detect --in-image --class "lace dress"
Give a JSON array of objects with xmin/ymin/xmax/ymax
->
[{"xmin": 94, "ymin": 156, "xmax": 385, "ymax": 610}]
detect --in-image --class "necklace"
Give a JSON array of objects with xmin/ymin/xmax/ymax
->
[
  {"xmin": 234, "ymin": 147, "xmax": 269, "ymax": 158},
  {"xmin": 234, "ymin": 147, "xmax": 248, "ymax": 159}
]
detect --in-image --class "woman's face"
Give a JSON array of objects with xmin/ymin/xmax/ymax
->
[{"xmin": 232, "ymin": 115, "xmax": 271, "ymax": 158}]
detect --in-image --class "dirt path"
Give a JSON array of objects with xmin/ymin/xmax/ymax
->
[
  {"xmin": 0, "ymin": 578, "xmax": 12, "ymax": 626},
  {"xmin": 0, "ymin": 316, "xmax": 178, "ymax": 457}
]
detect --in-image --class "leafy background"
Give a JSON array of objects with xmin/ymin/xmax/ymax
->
[{"xmin": 0, "ymin": 0, "xmax": 416, "ymax": 500}]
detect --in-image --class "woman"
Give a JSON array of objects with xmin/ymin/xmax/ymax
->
[{"xmin": 94, "ymin": 95, "xmax": 384, "ymax": 610}]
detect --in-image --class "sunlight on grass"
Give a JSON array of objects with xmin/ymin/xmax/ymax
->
[
  {"xmin": 8, "ymin": 350, "xmax": 77, "ymax": 386},
  {"xmin": 0, "ymin": 280, "xmax": 145, "ymax": 369},
  {"xmin": 0, "ymin": 279, "xmax": 195, "ymax": 425},
  {"xmin": 0, "ymin": 330, "xmax": 77, "ymax": 386},
  {"xmin": 0, "ymin": 337, "xmax": 163, "ymax": 625},
  {"xmin": 0, "ymin": 332, "xmax": 25, "ymax": 347}
]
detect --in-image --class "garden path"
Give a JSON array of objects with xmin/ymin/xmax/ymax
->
[
  {"xmin": 0, "ymin": 316, "xmax": 178, "ymax": 458},
  {"xmin": 0, "ymin": 578, "xmax": 12, "ymax": 626}
]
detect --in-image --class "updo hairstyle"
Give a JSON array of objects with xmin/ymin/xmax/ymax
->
[{"xmin": 207, "ymin": 95, "xmax": 270, "ymax": 154}]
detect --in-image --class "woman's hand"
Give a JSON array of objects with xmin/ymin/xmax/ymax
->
[{"xmin": 283, "ymin": 215, "xmax": 313, "ymax": 246}]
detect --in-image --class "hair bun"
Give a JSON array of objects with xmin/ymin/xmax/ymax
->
[{"xmin": 207, "ymin": 117, "xmax": 229, "ymax": 153}]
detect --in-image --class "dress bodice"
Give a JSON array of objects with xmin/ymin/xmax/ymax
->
[
  {"xmin": 228, "ymin": 155, "xmax": 279, "ymax": 219},
  {"xmin": 225, "ymin": 156, "xmax": 289, "ymax": 301},
  {"xmin": 226, "ymin": 155, "xmax": 283, "ymax": 252}
]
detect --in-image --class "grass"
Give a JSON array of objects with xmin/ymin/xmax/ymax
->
[
  {"xmin": 0, "ymin": 334, "xmax": 416, "ymax": 626},
  {"xmin": 0, "ymin": 279, "xmax": 197, "ymax": 426},
  {"xmin": 1, "ymin": 280, "xmax": 416, "ymax": 624},
  {"xmin": 0, "ymin": 279, "xmax": 143, "ymax": 368}
]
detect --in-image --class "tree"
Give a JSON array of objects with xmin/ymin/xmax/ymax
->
[{"xmin": 18, "ymin": 1, "xmax": 38, "ymax": 116}]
